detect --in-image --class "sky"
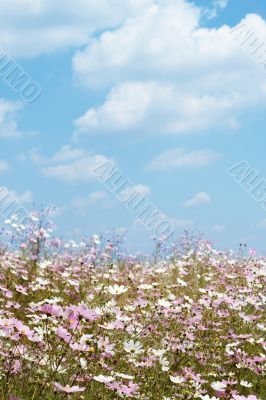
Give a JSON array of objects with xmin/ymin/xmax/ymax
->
[{"xmin": 1, "ymin": 0, "xmax": 266, "ymax": 253}]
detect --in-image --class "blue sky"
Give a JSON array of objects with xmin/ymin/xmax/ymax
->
[{"xmin": 1, "ymin": 0, "xmax": 266, "ymax": 253}]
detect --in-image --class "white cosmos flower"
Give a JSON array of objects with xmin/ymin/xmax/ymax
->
[
  {"xmin": 138, "ymin": 284, "xmax": 153, "ymax": 290},
  {"xmin": 39, "ymin": 260, "xmax": 52, "ymax": 269},
  {"xmin": 80, "ymin": 334, "xmax": 93, "ymax": 344},
  {"xmin": 94, "ymin": 375, "xmax": 114, "ymax": 383},
  {"xmin": 159, "ymin": 356, "xmax": 170, "ymax": 371},
  {"xmin": 92, "ymin": 234, "xmax": 101, "ymax": 245},
  {"xmin": 107, "ymin": 284, "xmax": 128, "ymax": 295},
  {"xmin": 152, "ymin": 349, "xmax": 166, "ymax": 357},
  {"xmin": 115, "ymin": 372, "xmax": 134, "ymax": 380},
  {"xmin": 117, "ymin": 315, "xmax": 132, "ymax": 322},
  {"xmin": 158, "ymin": 299, "xmax": 171, "ymax": 308},
  {"xmin": 257, "ymin": 323, "xmax": 266, "ymax": 331},
  {"xmin": 170, "ymin": 375, "xmax": 185, "ymax": 384},
  {"xmin": 225, "ymin": 346, "xmax": 234, "ymax": 355},
  {"xmin": 33, "ymin": 326, "xmax": 45, "ymax": 340},
  {"xmin": 240, "ymin": 380, "xmax": 253, "ymax": 387},
  {"xmin": 211, "ymin": 381, "xmax": 227, "ymax": 391},
  {"xmin": 177, "ymin": 278, "xmax": 187, "ymax": 287},
  {"xmin": 124, "ymin": 340, "xmax": 143, "ymax": 355},
  {"xmin": 80, "ymin": 358, "xmax": 87, "ymax": 369}
]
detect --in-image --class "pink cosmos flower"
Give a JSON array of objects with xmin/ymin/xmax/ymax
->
[
  {"xmin": 249, "ymin": 248, "xmax": 256, "ymax": 256},
  {"xmin": 67, "ymin": 312, "xmax": 79, "ymax": 329},
  {"xmin": 41, "ymin": 304, "xmax": 63, "ymax": 317},
  {"xmin": 107, "ymin": 381, "xmax": 140, "ymax": 397},
  {"xmin": 53, "ymin": 382, "xmax": 85, "ymax": 393},
  {"xmin": 77, "ymin": 304, "xmax": 99, "ymax": 321},
  {"xmin": 14, "ymin": 320, "xmax": 32, "ymax": 336},
  {"xmin": 56, "ymin": 327, "xmax": 72, "ymax": 343}
]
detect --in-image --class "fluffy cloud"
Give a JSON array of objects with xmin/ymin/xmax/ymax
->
[
  {"xmin": 184, "ymin": 192, "xmax": 211, "ymax": 208},
  {"xmin": 71, "ymin": 191, "xmax": 110, "ymax": 215},
  {"xmin": 130, "ymin": 185, "xmax": 151, "ymax": 196},
  {"xmin": 73, "ymin": 1, "xmax": 266, "ymax": 137},
  {"xmin": 29, "ymin": 145, "xmax": 113, "ymax": 183},
  {"xmin": 74, "ymin": 81, "xmax": 243, "ymax": 137},
  {"xmin": 0, "ymin": 99, "xmax": 23, "ymax": 138},
  {"xmin": 172, "ymin": 219, "xmax": 194, "ymax": 229},
  {"xmin": 206, "ymin": 0, "xmax": 228, "ymax": 19},
  {"xmin": 87, "ymin": 191, "xmax": 108, "ymax": 204},
  {"xmin": 0, "ymin": 0, "xmax": 153, "ymax": 57},
  {"xmin": 73, "ymin": 3, "xmax": 264, "ymax": 87},
  {"xmin": 258, "ymin": 219, "xmax": 266, "ymax": 229},
  {"xmin": 0, "ymin": 160, "xmax": 8, "ymax": 172},
  {"xmin": 147, "ymin": 147, "xmax": 220, "ymax": 171},
  {"xmin": 73, "ymin": 0, "xmax": 201, "ymax": 87},
  {"xmin": 120, "ymin": 184, "xmax": 151, "ymax": 201},
  {"xmin": 10, "ymin": 190, "xmax": 33, "ymax": 204},
  {"xmin": 211, "ymin": 224, "xmax": 224, "ymax": 232}
]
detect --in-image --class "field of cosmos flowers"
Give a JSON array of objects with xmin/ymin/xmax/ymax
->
[{"xmin": 0, "ymin": 211, "xmax": 265, "ymax": 400}]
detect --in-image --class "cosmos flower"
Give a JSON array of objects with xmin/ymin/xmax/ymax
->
[
  {"xmin": 232, "ymin": 396, "xmax": 260, "ymax": 400},
  {"xmin": 240, "ymin": 380, "xmax": 253, "ymax": 387},
  {"xmin": 170, "ymin": 375, "xmax": 185, "ymax": 384},
  {"xmin": 211, "ymin": 381, "xmax": 227, "ymax": 392},
  {"xmin": 93, "ymin": 375, "xmax": 115, "ymax": 384},
  {"xmin": 0, "ymin": 226, "xmax": 264, "ymax": 399},
  {"xmin": 124, "ymin": 340, "xmax": 143, "ymax": 355},
  {"xmin": 107, "ymin": 285, "xmax": 128, "ymax": 295},
  {"xmin": 157, "ymin": 299, "xmax": 172, "ymax": 308},
  {"xmin": 56, "ymin": 327, "xmax": 72, "ymax": 343},
  {"xmin": 53, "ymin": 383, "xmax": 85, "ymax": 393},
  {"xmin": 115, "ymin": 372, "xmax": 134, "ymax": 380}
]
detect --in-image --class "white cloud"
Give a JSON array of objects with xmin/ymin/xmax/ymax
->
[
  {"xmin": 206, "ymin": 0, "xmax": 228, "ymax": 19},
  {"xmin": 71, "ymin": 191, "xmax": 110, "ymax": 215},
  {"xmin": 88, "ymin": 191, "xmax": 108, "ymax": 204},
  {"xmin": 0, "ymin": 160, "xmax": 8, "ymax": 172},
  {"xmin": 71, "ymin": 184, "xmax": 151, "ymax": 216},
  {"xmin": 0, "ymin": 99, "xmax": 23, "ymax": 138},
  {"xmin": 73, "ymin": 1, "xmax": 266, "ymax": 137},
  {"xmin": 147, "ymin": 147, "xmax": 220, "ymax": 171},
  {"xmin": 121, "ymin": 184, "xmax": 151, "ymax": 199},
  {"xmin": 172, "ymin": 218, "xmax": 194, "ymax": 228},
  {"xmin": 42, "ymin": 156, "xmax": 111, "ymax": 183},
  {"xmin": 74, "ymin": 81, "xmax": 243, "ymax": 137},
  {"xmin": 10, "ymin": 190, "xmax": 33, "ymax": 204},
  {"xmin": 29, "ymin": 145, "xmax": 113, "ymax": 183},
  {"xmin": 0, "ymin": 0, "xmax": 153, "ymax": 57},
  {"xmin": 29, "ymin": 145, "xmax": 87, "ymax": 164},
  {"xmin": 211, "ymin": 224, "xmax": 224, "ymax": 232},
  {"xmin": 215, "ymin": 0, "xmax": 228, "ymax": 7},
  {"xmin": 132, "ymin": 185, "xmax": 151, "ymax": 196},
  {"xmin": 73, "ymin": 3, "xmax": 264, "ymax": 88},
  {"xmin": 258, "ymin": 219, "xmax": 266, "ymax": 229},
  {"xmin": 184, "ymin": 192, "xmax": 211, "ymax": 208}
]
